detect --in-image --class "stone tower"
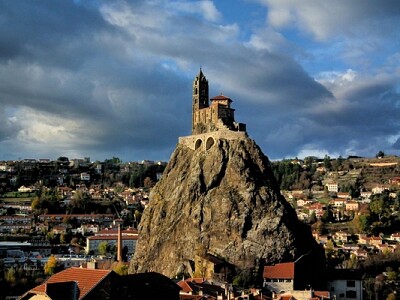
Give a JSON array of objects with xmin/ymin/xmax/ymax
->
[{"xmin": 192, "ymin": 68, "xmax": 209, "ymax": 134}]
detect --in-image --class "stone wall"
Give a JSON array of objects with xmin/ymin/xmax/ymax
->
[{"xmin": 179, "ymin": 130, "xmax": 248, "ymax": 151}]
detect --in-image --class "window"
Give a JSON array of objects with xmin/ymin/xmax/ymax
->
[
  {"xmin": 346, "ymin": 291, "xmax": 357, "ymax": 298},
  {"xmin": 347, "ymin": 280, "xmax": 356, "ymax": 287}
]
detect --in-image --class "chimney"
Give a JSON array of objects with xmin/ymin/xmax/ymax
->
[
  {"xmin": 87, "ymin": 260, "xmax": 97, "ymax": 269},
  {"xmin": 117, "ymin": 224, "xmax": 122, "ymax": 262}
]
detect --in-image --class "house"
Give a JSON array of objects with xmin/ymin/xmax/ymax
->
[
  {"xmin": 334, "ymin": 231, "xmax": 350, "ymax": 243},
  {"xmin": 352, "ymin": 248, "xmax": 368, "ymax": 260},
  {"xmin": 326, "ymin": 182, "xmax": 338, "ymax": 193},
  {"xmin": 20, "ymin": 267, "xmax": 181, "ymax": 300},
  {"xmin": 376, "ymin": 244, "xmax": 394, "ymax": 253},
  {"xmin": 296, "ymin": 199, "xmax": 314, "ymax": 207},
  {"xmin": 372, "ymin": 185, "xmax": 389, "ymax": 195},
  {"xmin": 389, "ymin": 177, "xmax": 400, "ymax": 185},
  {"xmin": 358, "ymin": 235, "xmax": 382, "ymax": 246},
  {"xmin": 345, "ymin": 201, "xmax": 359, "ymax": 212},
  {"xmin": 177, "ymin": 278, "xmax": 234, "ymax": 299},
  {"xmin": 330, "ymin": 199, "xmax": 346, "ymax": 208},
  {"xmin": 18, "ymin": 185, "xmax": 33, "ymax": 193},
  {"xmin": 337, "ymin": 192, "xmax": 351, "ymax": 200},
  {"xmin": 359, "ymin": 191, "xmax": 372, "ymax": 201},
  {"xmin": 51, "ymin": 225, "xmax": 68, "ymax": 235},
  {"xmin": 326, "ymin": 269, "xmax": 363, "ymax": 300},
  {"xmin": 263, "ymin": 262, "xmax": 295, "ymax": 293},
  {"xmin": 389, "ymin": 233, "xmax": 400, "ymax": 242},
  {"xmin": 20, "ymin": 267, "xmax": 118, "ymax": 299},
  {"xmin": 369, "ymin": 236, "xmax": 383, "ymax": 247},
  {"xmin": 81, "ymin": 173, "xmax": 90, "ymax": 181},
  {"xmin": 86, "ymin": 228, "xmax": 139, "ymax": 256},
  {"xmin": 307, "ymin": 203, "xmax": 326, "ymax": 218}
]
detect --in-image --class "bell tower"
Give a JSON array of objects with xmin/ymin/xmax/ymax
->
[{"xmin": 192, "ymin": 68, "xmax": 209, "ymax": 134}]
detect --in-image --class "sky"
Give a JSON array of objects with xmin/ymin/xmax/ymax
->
[{"xmin": 0, "ymin": 0, "xmax": 400, "ymax": 162}]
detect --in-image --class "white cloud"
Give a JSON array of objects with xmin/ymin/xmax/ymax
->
[
  {"xmin": 315, "ymin": 69, "xmax": 357, "ymax": 86},
  {"xmin": 296, "ymin": 147, "xmax": 339, "ymax": 159},
  {"xmin": 258, "ymin": 0, "xmax": 400, "ymax": 40},
  {"xmin": 167, "ymin": 0, "xmax": 221, "ymax": 22}
]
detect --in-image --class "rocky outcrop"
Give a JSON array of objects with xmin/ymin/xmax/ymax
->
[{"xmin": 130, "ymin": 137, "xmax": 324, "ymax": 285}]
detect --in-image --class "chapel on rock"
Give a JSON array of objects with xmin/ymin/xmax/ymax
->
[{"xmin": 179, "ymin": 69, "xmax": 247, "ymax": 151}]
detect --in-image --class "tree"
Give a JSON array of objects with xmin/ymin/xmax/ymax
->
[
  {"xmin": 387, "ymin": 292, "xmax": 396, "ymax": 300},
  {"xmin": 143, "ymin": 177, "xmax": 155, "ymax": 189},
  {"xmin": 386, "ymin": 269, "xmax": 397, "ymax": 281},
  {"xmin": 5, "ymin": 267, "xmax": 16, "ymax": 286},
  {"xmin": 344, "ymin": 253, "xmax": 359, "ymax": 269},
  {"xmin": 71, "ymin": 190, "xmax": 91, "ymax": 213},
  {"xmin": 113, "ymin": 262, "xmax": 128, "ymax": 275},
  {"xmin": 353, "ymin": 214, "xmax": 371, "ymax": 233},
  {"xmin": 31, "ymin": 196, "xmax": 41, "ymax": 211},
  {"xmin": 324, "ymin": 155, "xmax": 332, "ymax": 170},
  {"xmin": 376, "ymin": 150, "xmax": 385, "ymax": 158},
  {"xmin": 370, "ymin": 193, "xmax": 390, "ymax": 223},
  {"xmin": 325, "ymin": 239, "xmax": 335, "ymax": 258},
  {"xmin": 134, "ymin": 210, "xmax": 142, "ymax": 225},
  {"xmin": 44, "ymin": 255, "xmax": 57, "ymax": 276},
  {"xmin": 98, "ymin": 241, "xmax": 109, "ymax": 256},
  {"xmin": 321, "ymin": 208, "xmax": 334, "ymax": 223},
  {"xmin": 308, "ymin": 211, "xmax": 317, "ymax": 224}
]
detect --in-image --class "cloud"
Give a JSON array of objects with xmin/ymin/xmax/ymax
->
[
  {"xmin": 258, "ymin": 0, "xmax": 400, "ymax": 40},
  {"xmin": 167, "ymin": 0, "xmax": 222, "ymax": 22},
  {"xmin": 0, "ymin": 0, "xmax": 399, "ymax": 162}
]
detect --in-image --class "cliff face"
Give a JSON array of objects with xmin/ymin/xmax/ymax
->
[{"xmin": 130, "ymin": 137, "xmax": 324, "ymax": 282}]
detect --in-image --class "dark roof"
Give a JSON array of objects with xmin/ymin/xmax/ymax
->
[
  {"xmin": 118, "ymin": 272, "xmax": 181, "ymax": 299},
  {"xmin": 326, "ymin": 269, "xmax": 363, "ymax": 280},
  {"xmin": 45, "ymin": 281, "xmax": 78, "ymax": 300}
]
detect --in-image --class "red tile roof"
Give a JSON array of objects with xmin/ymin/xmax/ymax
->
[
  {"xmin": 211, "ymin": 95, "xmax": 232, "ymax": 101},
  {"xmin": 185, "ymin": 278, "xmax": 206, "ymax": 284},
  {"xmin": 263, "ymin": 262, "xmax": 295, "ymax": 279},
  {"xmin": 178, "ymin": 280, "xmax": 194, "ymax": 293},
  {"xmin": 31, "ymin": 267, "xmax": 112, "ymax": 299},
  {"xmin": 314, "ymin": 291, "xmax": 330, "ymax": 298}
]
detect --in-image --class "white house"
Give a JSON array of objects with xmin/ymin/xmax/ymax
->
[{"xmin": 326, "ymin": 269, "xmax": 363, "ymax": 300}]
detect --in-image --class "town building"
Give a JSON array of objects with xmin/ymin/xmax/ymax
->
[
  {"xmin": 20, "ymin": 267, "xmax": 180, "ymax": 300},
  {"xmin": 86, "ymin": 227, "xmax": 138, "ymax": 256},
  {"xmin": 326, "ymin": 182, "xmax": 338, "ymax": 193},
  {"xmin": 326, "ymin": 269, "xmax": 363, "ymax": 300},
  {"xmin": 263, "ymin": 262, "xmax": 295, "ymax": 293}
]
